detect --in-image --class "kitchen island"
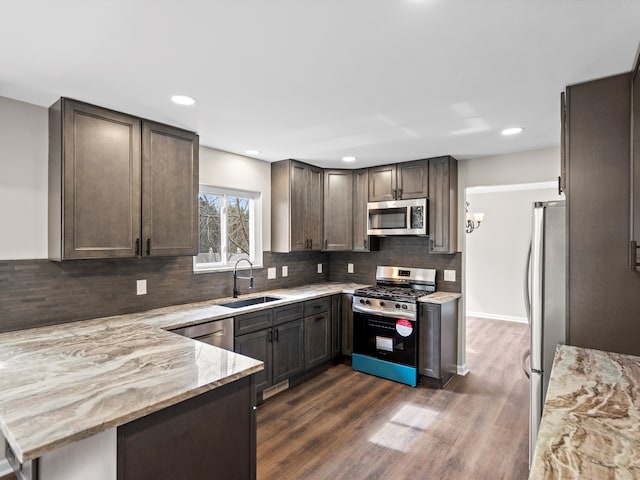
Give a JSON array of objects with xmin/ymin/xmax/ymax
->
[{"xmin": 529, "ymin": 344, "xmax": 640, "ymax": 479}]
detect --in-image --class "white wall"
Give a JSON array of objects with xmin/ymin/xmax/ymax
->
[
  {"xmin": 456, "ymin": 146, "xmax": 561, "ymax": 372},
  {"xmin": 0, "ymin": 96, "xmax": 49, "ymax": 259},
  {"xmin": 465, "ymin": 185, "xmax": 562, "ymax": 321}
]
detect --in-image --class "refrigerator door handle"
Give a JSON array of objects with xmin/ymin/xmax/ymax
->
[
  {"xmin": 524, "ymin": 240, "xmax": 532, "ymax": 326},
  {"xmin": 530, "ymin": 205, "xmax": 545, "ymax": 372},
  {"xmin": 522, "ymin": 349, "xmax": 531, "ymax": 379}
]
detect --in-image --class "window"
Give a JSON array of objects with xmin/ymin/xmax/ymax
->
[{"xmin": 194, "ymin": 185, "xmax": 262, "ymax": 272}]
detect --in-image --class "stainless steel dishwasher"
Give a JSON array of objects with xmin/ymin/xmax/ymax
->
[{"xmin": 170, "ymin": 317, "xmax": 234, "ymax": 351}]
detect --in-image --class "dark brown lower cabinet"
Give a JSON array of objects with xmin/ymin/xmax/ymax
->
[
  {"xmin": 235, "ymin": 329, "xmax": 273, "ymax": 394},
  {"xmin": 117, "ymin": 375, "xmax": 255, "ymax": 480},
  {"xmin": 272, "ymin": 319, "xmax": 305, "ymax": 384},
  {"xmin": 419, "ymin": 301, "xmax": 458, "ymax": 388},
  {"xmin": 304, "ymin": 312, "xmax": 331, "ymax": 369}
]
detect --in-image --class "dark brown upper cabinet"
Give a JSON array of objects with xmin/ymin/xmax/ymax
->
[
  {"xmin": 323, "ymin": 169, "xmax": 353, "ymax": 251},
  {"xmin": 48, "ymin": 98, "xmax": 198, "ymax": 261},
  {"xmin": 271, "ymin": 159, "xmax": 323, "ymax": 252},
  {"xmin": 632, "ymin": 51, "xmax": 640, "ymax": 271},
  {"xmin": 368, "ymin": 159, "xmax": 429, "ymax": 202},
  {"xmin": 352, "ymin": 168, "xmax": 379, "ymax": 252},
  {"xmin": 428, "ymin": 156, "xmax": 458, "ymax": 254}
]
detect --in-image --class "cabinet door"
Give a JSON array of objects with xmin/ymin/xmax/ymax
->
[
  {"xmin": 141, "ymin": 121, "xmax": 199, "ymax": 257},
  {"xmin": 560, "ymin": 92, "xmax": 567, "ymax": 195},
  {"xmin": 428, "ymin": 156, "xmax": 458, "ymax": 254},
  {"xmin": 323, "ymin": 170, "xmax": 353, "ymax": 251},
  {"xmin": 341, "ymin": 294, "xmax": 354, "ymax": 356},
  {"xmin": 272, "ymin": 319, "xmax": 304, "ymax": 384},
  {"xmin": 330, "ymin": 295, "xmax": 342, "ymax": 358},
  {"xmin": 352, "ymin": 169, "xmax": 378, "ymax": 252},
  {"xmin": 235, "ymin": 329, "xmax": 273, "ymax": 396},
  {"xmin": 632, "ymin": 59, "xmax": 640, "ymax": 270},
  {"xmin": 397, "ymin": 159, "xmax": 429, "ymax": 199},
  {"xmin": 290, "ymin": 161, "xmax": 307, "ymax": 251},
  {"xmin": 304, "ymin": 312, "xmax": 331, "ymax": 370},
  {"xmin": 368, "ymin": 164, "xmax": 397, "ymax": 202},
  {"xmin": 306, "ymin": 165, "xmax": 324, "ymax": 250},
  {"xmin": 418, "ymin": 303, "xmax": 441, "ymax": 379},
  {"xmin": 51, "ymin": 99, "xmax": 141, "ymax": 260}
]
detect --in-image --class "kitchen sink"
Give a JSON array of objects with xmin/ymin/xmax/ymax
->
[{"xmin": 219, "ymin": 296, "xmax": 281, "ymax": 309}]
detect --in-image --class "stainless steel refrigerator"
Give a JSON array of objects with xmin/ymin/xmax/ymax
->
[{"xmin": 523, "ymin": 201, "xmax": 566, "ymax": 467}]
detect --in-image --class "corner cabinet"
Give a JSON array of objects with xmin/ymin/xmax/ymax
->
[
  {"xmin": 428, "ymin": 156, "xmax": 458, "ymax": 254},
  {"xmin": 368, "ymin": 159, "xmax": 429, "ymax": 202},
  {"xmin": 271, "ymin": 159, "xmax": 323, "ymax": 252},
  {"xmin": 48, "ymin": 98, "xmax": 198, "ymax": 260}
]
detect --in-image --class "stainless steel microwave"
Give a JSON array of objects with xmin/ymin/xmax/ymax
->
[{"xmin": 367, "ymin": 198, "xmax": 428, "ymax": 236}]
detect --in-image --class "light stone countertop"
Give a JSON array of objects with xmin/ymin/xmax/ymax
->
[
  {"xmin": 0, "ymin": 281, "xmax": 459, "ymax": 464},
  {"xmin": 529, "ymin": 344, "xmax": 640, "ymax": 479},
  {"xmin": 417, "ymin": 291, "xmax": 461, "ymax": 304}
]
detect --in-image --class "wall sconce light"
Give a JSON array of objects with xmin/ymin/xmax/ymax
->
[{"xmin": 465, "ymin": 202, "xmax": 484, "ymax": 233}]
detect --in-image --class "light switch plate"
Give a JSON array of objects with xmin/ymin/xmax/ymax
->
[
  {"xmin": 317, "ymin": 263, "xmax": 323, "ymax": 274},
  {"xmin": 267, "ymin": 267, "xmax": 276, "ymax": 279},
  {"xmin": 348, "ymin": 263, "xmax": 354, "ymax": 273},
  {"xmin": 136, "ymin": 279, "xmax": 147, "ymax": 295},
  {"xmin": 444, "ymin": 270, "xmax": 456, "ymax": 282},
  {"xmin": 282, "ymin": 266, "xmax": 288, "ymax": 277}
]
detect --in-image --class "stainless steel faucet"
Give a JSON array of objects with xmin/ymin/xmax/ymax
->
[{"xmin": 233, "ymin": 258, "xmax": 254, "ymax": 298}]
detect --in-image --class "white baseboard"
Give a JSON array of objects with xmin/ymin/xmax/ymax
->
[
  {"xmin": 466, "ymin": 311, "xmax": 528, "ymax": 324},
  {"xmin": 0, "ymin": 459, "xmax": 12, "ymax": 477},
  {"xmin": 457, "ymin": 364, "xmax": 469, "ymax": 376}
]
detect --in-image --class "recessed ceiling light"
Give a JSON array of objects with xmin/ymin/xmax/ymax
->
[
  {"xmin": 171, "ymin": 95, "xmax": 196, "ymax": 106},
  {"xmin": 245, "ymin": 150, "xmax": 261, "ymax": 156},
  {"xmin": 502, "ymin": 127, "xmax": 524, "ymax": 136},
  {"xmin": 342, "ymin": 156, "xmax": 356, "ymax": 162}
]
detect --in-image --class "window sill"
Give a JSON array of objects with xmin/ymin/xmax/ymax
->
[{"xmin": 193, "ymin": 264, "xmax": 264, "ymax": 275}]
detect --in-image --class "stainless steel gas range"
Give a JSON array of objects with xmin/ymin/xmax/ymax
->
[{"xmin": 352, "ymin": 266, "xmax": 436, "ymax": 387}]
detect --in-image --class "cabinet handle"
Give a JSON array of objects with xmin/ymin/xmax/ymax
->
[
  {"xmin": 364, "ymin": 238, "xmax": 368, "ymax": 249},
  {"xmin": 274, "ymin": 328, "xmax": 279, "ymax": 342},
  {"xmin": 324, "ymin": 239, "xmax": 328, "ymax": 250},
  {"xmin": 557, "ymin": 176, "xmax": 562, "ymax": 195},
  {"xmin": 397, "ymin": 188, "xmax": 402, "ymax": 199},
  {"xmin": 135, "ymin": 238, "xmax": 140, "ymax": 256},
  {"xmin": 631, "ymin": 241, "xmax": 638, "ymax": 270},
  {"xmin": 392, "ymin": 188, "xmax": 397, "ymax": 200},
  {"xmin": 268, "ymin": 330, "xmax": 273, "ymax": 342},
  {"xmin": 146, "ymin": 238, "xmax": 151, "ymax": 256}
]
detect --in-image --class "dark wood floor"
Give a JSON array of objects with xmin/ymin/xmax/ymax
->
[{"xmin": 257, "ymin": 316, "xmax": 530, "ymax": 480}]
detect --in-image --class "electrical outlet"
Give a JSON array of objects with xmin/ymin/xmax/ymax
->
[
  {"xmin": 267, "ymin": 267, "xmax": 276, "ymax": 280},
  {"xmin": 444, "ymin": 270, "xmax": 456, "ymax": 282},
  {"xmin": 317, "ymin": 263, "xmax": 323, "ymax": 274},
  {"xmin": 282, "ymin": 266, "xmax": 288, "ymax": 277},
  {"xmin": 348, "ymin": 263, "xmax": 354, "ymax": 274},
  {"xmin": 136, "ymin": 279, "xmax": 147, "ymax": 295}
]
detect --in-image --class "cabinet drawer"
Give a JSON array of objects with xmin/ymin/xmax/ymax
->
[
  {"xmin": 234, "ymin": 310, "xmax": 273, "ymax": 336},
  {"xmin": 304, "ymin": 296, "xmax": 331, "ymax": 316},
  {"xmin": 273, "ymin": 302, "xmax": 304, "ymax": 326}
]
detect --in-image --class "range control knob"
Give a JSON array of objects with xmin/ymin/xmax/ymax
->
[
  {"xmin": 395, "ymin": 303, "xmax": 401, "ymax": 309},
  {"xmin": 359, "ymin": 299, "xmax": 365, "ymax": 304},
  {"xmin": 402, "ymin": 304, "xmax": 408, "ymax": 310},
  {"xmin": 365, "ymin": 299, "xmax": 371, "ymax": 305},
  {"xmin": 380, "ymin": 301, "xmax": 385, "ymax": 307}
]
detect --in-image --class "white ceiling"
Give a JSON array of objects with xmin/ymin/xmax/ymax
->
[{"xmin": 2, "ymin": 0, "xmax": 640, "ymax": 168}]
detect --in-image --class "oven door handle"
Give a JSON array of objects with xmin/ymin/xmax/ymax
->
[{"xmin": 353, "ymin": 304, "xmax": 417, "ymax": 321}]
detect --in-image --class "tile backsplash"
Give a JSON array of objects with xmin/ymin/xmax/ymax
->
[{"xmin": 1, "ymin": 237, "xmax": 460, "ymax": 333}]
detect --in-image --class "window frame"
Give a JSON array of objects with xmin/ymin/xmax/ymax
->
[{"xmin": 193, "ymin": 185, "xmax": 263, "ymax": 273}]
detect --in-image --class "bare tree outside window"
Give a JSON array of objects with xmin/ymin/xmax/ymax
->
[{"xmin": 195, "ymin": 189, "xmax": 254, "ymax": 268}]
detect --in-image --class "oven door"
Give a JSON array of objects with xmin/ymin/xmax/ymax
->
[{"xmin": 353, "ymin": 309, "xmax": 417, "ymax": 367}]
